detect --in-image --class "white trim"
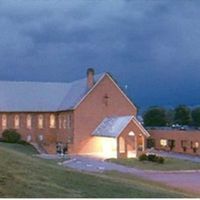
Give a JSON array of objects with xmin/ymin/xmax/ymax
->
[
  {"xmin": 73, "ymin": 73, "xmax": 106, "ymax": 109},
  {"xmin": 116, "ymin": 116, "xmax": 150, "ymax": 138},
  {"xmin": 132, "ymin": 116, "xmax": 150, "ymax": 137},
  {"xmin": 74, "ymin": 73, "xmax": 137, "ymax": 112},
  {"xmin": 92, "ymin": 116, "xmax": 133, "ymax": 138},
  {"xmin": 115, "ymin": 116, "xmax": 134, "ymax": 137}
]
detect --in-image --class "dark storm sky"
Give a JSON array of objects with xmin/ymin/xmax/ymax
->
[{"xmin": 0, "ymin": 0, "xmax": 200, "ymax": 108}]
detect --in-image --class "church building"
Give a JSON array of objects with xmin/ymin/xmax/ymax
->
[{"xmin": 0, "ymin": 68, "xmax": 149, "ymax": 158}]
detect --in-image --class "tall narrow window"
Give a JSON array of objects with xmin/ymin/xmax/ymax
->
[
  {"xmin": 63, "ymin": 116, "xmax": 67, "ymax": 129},
  {"xmin": 2, "ymin": 114, "xmax": 7, "ymax": 129},
  {"xmin": 27, "ymin": 114, "xmax": 32, "ymax": 129},
  {"xmin": 67, "ymin": 114, "xmax": 72, "ymax": 129},
  {"xmin": 38, "ymin": 114, "xmax": 44, "ymax": 129},
  {"xmin": 14, "ymin": 115, "xmax": 20, "ymax": 129},
  {"xmin": 59, "ymin": 115, "xmax": 62, "ymax": 129},
  {"xmin": 50, "ymin": 114, "xmax": 56, "ymax": 128}
]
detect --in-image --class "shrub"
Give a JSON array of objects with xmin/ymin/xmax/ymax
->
[
  {"xmin": 139, "ymin": 153, "xmax": 165, "ymax": 164},
  {"xmin": 147, "ymin": 154, "xmax": 157, "ymax": 162},
  {"xmin": 139, "ymin": 154, "xmax": 147, "ymax": 161},
  {"xmin": 2, "ymin": 129, "xmax": 21, "ymax": 143},
  {"xmin": 156, "ymin": 156, "xmax": 165, "ymax": 164}
]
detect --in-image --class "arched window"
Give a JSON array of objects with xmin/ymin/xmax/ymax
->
[
  {"xmin": 27, "ymin": 114, "xmax": 32, "ymax": 129},
  {"xmin": 59, "ymin": 115, "xmax": 62, "ymax": 129},
  {"xmin": 50, "ymin": 114, "xmax": 56, "ymax": 128},
  {"xmin": 38, "ymin": 114, "xmax": 44, "ymax": 129},
  {"xmin": 63, "ymin": 116, "xmax": 67, "ymax": 129},
  {"xmin": 128, "ymin": 131, "xmax": 135, "ymax": 136},
  {"xmin": 2, "ymin": 114, "xmax": 7, "ymax": 129},
  {"xmin": 14, "ymin": 115, "xmax": 20, "ymax": 129},
  {"xmin": 67, "ymin": 114, "xmax": 72, "ymax": 129}
]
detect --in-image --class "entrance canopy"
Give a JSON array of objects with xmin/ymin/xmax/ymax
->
[
  {"xmin": 92, "ymin": 115, "xmax": 149, "ymax": 138},
  {"xmin": 88, "ymin": 115, "xmax": 149, "ymax": 159}
]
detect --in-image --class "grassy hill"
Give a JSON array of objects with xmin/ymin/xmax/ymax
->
[{"xmin": 0, "ymin": 143, "xmax": 196, "ymax": 198}]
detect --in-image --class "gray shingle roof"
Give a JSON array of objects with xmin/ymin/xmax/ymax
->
[
  {"xmin": 92, "ymin": 116, "xmax": 133, "ymax": 138},
  {"xmin": 0, "ymin": 73, "xmax": 104, "ymax": 112}
]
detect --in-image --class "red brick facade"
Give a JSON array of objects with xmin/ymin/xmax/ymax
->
[
  {"xmin": 0, "ymin": 111, "xmax": 74, "ymax": 153},
  {"xmin": 73, "ymin": 74, "xmax": 137, "ymax": 154},
  {"xmin": 0, "ymin": 72, "xmax": 148, "ymax": 157},
  {"xmin": 149, "ymin": 129, "xmax": 200, "ymax": 156}
]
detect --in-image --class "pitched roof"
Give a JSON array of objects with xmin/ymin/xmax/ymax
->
[
  {"xmin": 0, "ymin": 73, "xmax": 104, "ymax": 112},
  {"xmin": 92, "ymin": 115, "xmax": 150, "ymax": 138},
  {"xmin": 92, "ymin": 116, "xmax": 133, "ymax": 138}
]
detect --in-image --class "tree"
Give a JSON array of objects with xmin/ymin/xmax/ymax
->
[
  {"xmin": 191, "ymin": 107, "xmax": 200, "ymax": 126},
  {"xmin": 143, "ymin": 107, "xmax": 167, "ymax": 127},
  {"xmin": 165, "ymin": 109, "xmax": 175, "ymax": 126},
  {"xmin": 174, "ymin": 105, "xmax": 191, "ymax": 125}
]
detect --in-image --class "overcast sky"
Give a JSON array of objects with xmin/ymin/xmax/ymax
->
[{"xmin": 0, "ymin": 0, "xmax": 200, "ymax": 108}]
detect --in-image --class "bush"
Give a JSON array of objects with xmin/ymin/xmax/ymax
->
[
  {"xmin": 147, "ymin": 154, "xmax": 157, "ymax": 162},
  {"xmin": 2, "ymin": 129, "xmax": 21, "ymax": 143},
  {"xmin": 156, "ymin": 156, "xmax": 165, "ymax": 164},
  {"xmin": 139, "ymin": 154, "xmax": 148, "ymax": 161},
  {"xmin": 139, "ymin": 153, "xmax": 165, "ymax": 164},
  {"xmin": 139, "ymin": 154, "xmax": 165, "ymax": 164}
]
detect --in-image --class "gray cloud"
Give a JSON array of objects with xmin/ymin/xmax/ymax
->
[{"xmin": 0, "ymin": 0, "xmax": 199, "ymax": 107}]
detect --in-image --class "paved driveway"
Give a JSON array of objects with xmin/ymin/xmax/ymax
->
[{"xmin": 63, "ymin": 155, "xmax": 200, "ymax": 195}]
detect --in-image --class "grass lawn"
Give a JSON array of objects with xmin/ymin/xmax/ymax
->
[
  {"xmin": 0, "ymin": 143, "xmax": 197, "ymax": 198},
  {"xmin": 107, "ymin": 157, "xmax": 200, "ymax": 171},
  {"xmin": 0, "ymin": 142, "xmax": 38, "ymax": 155}
]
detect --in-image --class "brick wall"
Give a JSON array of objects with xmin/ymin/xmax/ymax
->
[
  {"xmin": 0, "ymin": 111, "xmax": 74, "ymax": 153},
  {"xmin": 73, "ymin": 74, "xmax": 137, "ymax": 154},
  {"xmin": 149, "ymin": 129, "xmax": 200, "ymax": 155}
]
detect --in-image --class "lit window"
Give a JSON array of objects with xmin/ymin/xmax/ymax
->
[
  {"xmin": 128, "ymin": 131, "xmax": 135, "ymax": 136},
  {"xmin": 67, "ymin": 114, "xmax": 72, "ymax": 129},
  {"xmin": 59, "ymin": 116, "xmax": 62, "ymax": 129},
  {"xmin": 160, "ymin": 139, "xmax": 167, "ymax": 147},
  {"xmin": 63, "ymin": 116, "xmax": 67, "ymax": 129},
  {"xmin": 2, "ymin": 114, "xmax": 7, "ymax": 129},
  {"xmin": 119, "ymin": 137, "xmax": 125, "ymax": 153},
  {"xmin": 27, "ymin": 114, "xmax": 32, "ymax": 129},
  {"xmin": 14, "ymin": 115, "xmax": 20, "ymax": 129},
  {"xmin": 38, "ymin": 114, "xmax": 44, "ymax": 129},
  {"xmin": 50, "ymin": 114, "xmax": 56, "ymax": 128},
  {"xmin": 194, "ymin": 142, "xmax": 199, "ymax": 148}
]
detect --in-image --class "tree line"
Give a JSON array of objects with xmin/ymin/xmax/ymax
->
[{"xmin": 143, "ymin": 105, "xmax": 200, "ymax": 127}]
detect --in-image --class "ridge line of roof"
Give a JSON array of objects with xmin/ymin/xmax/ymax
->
[
  {"xmin": 73, "ymin": 73, "xmax": 106, "ymax": 110},
  {"xmin": 0, "ymin": 73, "xmax": 105, "ymax": 85}
]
